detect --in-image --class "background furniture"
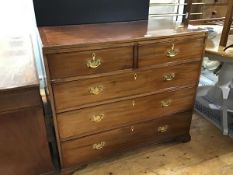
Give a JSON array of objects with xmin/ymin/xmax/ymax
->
[
  {"xmin": 195, "ymin": 25, "xmax": 233, "ymax": 136},
  {"xmin": 194, "ymin": 0, "xmax": 233, "ymax": 137},
  {"xmin": 187, "ymin": 0, "xmax": 228, "ymax": 25},
  {"xmin": 149, "ymin": 0, "xmax": 187, "ymax": 23},
  {"xmin": 0, "ymin": 36, "xmax": 54, "ymax": 175},
  {"xmin": 219, "ymin": 0, "xmax": 233, "ymax": 46},
  {"xmin": 148, "ymin": 0, "xmax": 228, "ymax": 26},
  {"xmin": 39, "ymin": 19, "xmax": 206, "ymax": 173}
]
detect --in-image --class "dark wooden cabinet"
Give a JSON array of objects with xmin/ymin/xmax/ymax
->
[
  {"xmin": 0, "ymin": 37, "xmax": 54, "ymax": 175},
  {"xmin": 39, "ymin": 20, "xmax": 207, "ymax": 172},
  {"xmin": 0, "ymin": 107, "xmax": 53, "ymax": 175}
]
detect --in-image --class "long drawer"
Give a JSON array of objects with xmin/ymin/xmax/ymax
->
[
  {"xmin": 57, "ymin": 87, "xmax": 196, "ymax": 140},
  {"xmin": 53, "ymin": 62, "xmax": 201, "ymax": 112},
  {"xmin": 47, "ymin": 46, "xmax": 133, "ymax": 79},
  {"xmin": 61, "ymin": 111, "xmax": 192, "ymax": 168},
  {"xmin": 138, "ymin": 37, "xmax": 204, "ymax": 67}
]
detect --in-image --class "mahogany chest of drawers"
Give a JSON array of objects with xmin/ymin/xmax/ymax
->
[
  {"xmin": 39, "ymin": 20, "xmax": 207, "ymax": 172},
  {"xmin": 0, "ymin": 36, "xmax": 54, "ymax": 175}
]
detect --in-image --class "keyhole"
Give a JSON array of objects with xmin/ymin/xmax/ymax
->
[
  {"xmin": 134, "ymin": 73, "xmax": 137, "ymax": 80},
  {"xmin": 92, "ymin": 53, "xmax": 96, "ymax": 60},
  {"xmin": 131, "ymin": 126, "xmax": 135, "ymax": 132},
  {"xmin": 171, "ymin": 43, "xmax": 175, "ymax": 50},
  {"xmin": 132, "ymin": 100, "xmax": 136, "ymax": 107}
]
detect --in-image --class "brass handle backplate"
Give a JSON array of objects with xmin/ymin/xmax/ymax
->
[
  {"xmin": 161, "ymin": 99, "xmax": 172, "ymax": 107},
  {"xmin": 87, "ymin": 53, "xmax": 101, "ymax": 69},
  {"xmin": 89, "ymin": 85, "xmax": 104, "ymax": 95},
  {"xmin": 91, "ymin": 114, "xmax": 104, "ymax": 123},
  {"xmin": 163, "ymin": 72, "xmax": 175, "ymax": 81},
  {"xmin": 158, "ymin": 125, "xmax": 169, "ymax": 133},
  {"xmin": 167, "ymin": 43, "xmax": 177, "ymax": 58},
  {"xmin": 93, "ymin": 141, "xmax": 106, "ymax": 150}
]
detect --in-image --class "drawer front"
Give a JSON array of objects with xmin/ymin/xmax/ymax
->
[
  {"xmin": 0, "ymin": 107, "xmax": 54, "ymax": 174},
  {"xmin": 53, "ymin": 62, "xmax": 201, "ymax": 112},
  {"xmin": 0, "ymin": 88, "xmax": 41, "ymax": 113},
  {"xmin": 138, "ymin": 37, "xmax": 204, "ymax": 67},
  {"xmin": 57, "ymin": 87, "xmax": 196, "ymax": 140},
  {"xmin": 47, "ymin": 46, "xmax": 133, "ymax": 79},
  {"xmin": 61, "ymin": 111, "xmax": 192, "ymax": 168}
]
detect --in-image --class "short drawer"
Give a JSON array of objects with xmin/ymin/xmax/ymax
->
[
  {"xmin": 61, "ymin": 111, "xmax": 192, "ymax": 168},
  {"xmin": 53, "ymin": 62, "xmax": 201, "ymax": 112},
  {"xmin": 57, "ymin": 87, "xmax": 196, "ymax": 140},
  {"xmin": 138, "ymin": 37, "xmax": 204, "ymax": 67},
  {"xmin": 47, "ymin": 46, "xmax": 133, "ymax": 79}
]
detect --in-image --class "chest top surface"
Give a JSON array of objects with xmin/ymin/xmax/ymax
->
[
  {"xmin": 39, "ymin": 19, "xmax": 206, "ymax": 53},
  {"xmin": 0, "ymin": 36, "xmax": 39, "ymax": 91}
]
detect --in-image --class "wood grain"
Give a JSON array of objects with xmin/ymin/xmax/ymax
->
[
  {"xmin": 0, "ymin": 36, "xmax": 38, "ymax": 91},
  {"xmin": 66, "ymin": 114, "xmax": 233, "ymax": 175},
  {"xmin": 138, "ymin": 37, "xmax": 204, "ymax": 67},
  {"xmin": 0, "ymin": 87, "xmax": 41, "ymax": 113},
  {"xmin": 61, "ymin": 111, "xmax": 192, "ymax": 168},
  {"xmin": 39, "ymin": 20, "xmax": 207, "ymax": 171},
  {"xmin": 219, "ymin": 0, "xmax": 233, "ymax": 46},
  {"xmin": 39, "ymin": 20, "xmax": 206, "ymax": 53},
  {"xmin": 57, "ymin": 87, "xmax": 196, "ymax": 140},
  {"xmin": 52, "ymin": 62, "xmax": 201, "ymax": 112},
  {"xmin": 0, "ymin": 107, "xmax": 54, "ymax": 175},
  {"xmin": 0, "ymin": 36, "xmax": 54, "ymax": 175},
  {"xmin": 47, "ymin": 46, "xmax": 133, "ymax": 79}
]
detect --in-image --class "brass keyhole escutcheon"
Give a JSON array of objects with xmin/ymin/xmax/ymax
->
[
  {"xmin": 134, "ymin": 73, "xmax": 137, "ymax": 80},
  {"xmin": 132, "ymin": 100, "xmax": 136, "ymax": 107},
  {"xmin": 131, "ymin": 126, "xmax": 135, "ymax": 132}
]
